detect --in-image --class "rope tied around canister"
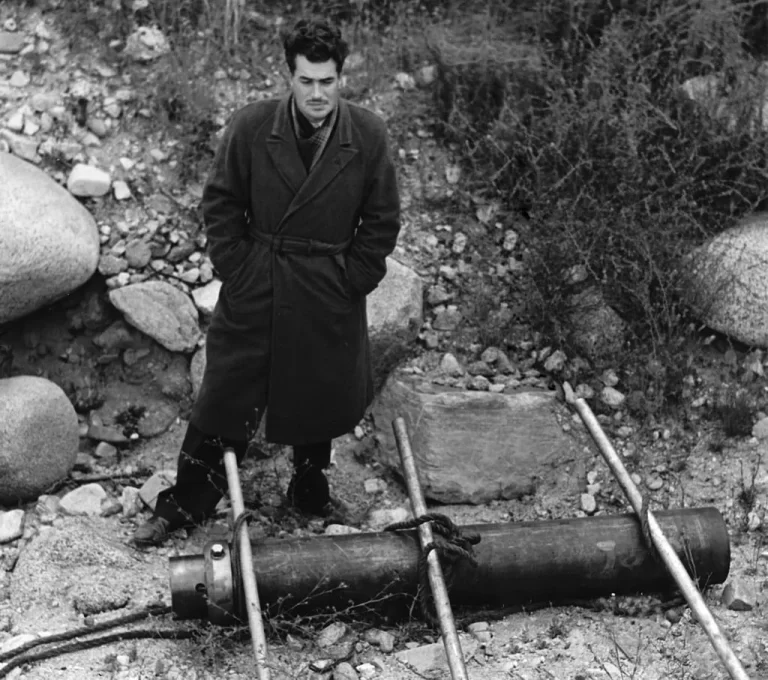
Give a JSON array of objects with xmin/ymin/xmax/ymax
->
[{"xmin": 386, "ymin": 512, "xmax": 481, "ymax": 626}]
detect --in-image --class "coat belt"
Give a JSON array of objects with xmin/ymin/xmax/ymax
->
[{"xmin": 253, "ymin": 231, "xmax": 351, "ymax": 256}]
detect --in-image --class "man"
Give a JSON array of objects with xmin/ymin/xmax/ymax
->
[{"xmin": 134, "ymin": 18, "xmax": 401, "ymax": 546}]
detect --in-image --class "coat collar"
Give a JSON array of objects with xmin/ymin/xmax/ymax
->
[{"xmin": 267, "ymin": 94, "xmax": 358, "ymax": 231}]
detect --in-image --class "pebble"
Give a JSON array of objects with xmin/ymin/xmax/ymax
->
[
  {"xmin": 367, "ymin": 507, "xmax": 410, "ymax": 531},
  {"xmin": 601, "ymin": 386, "xmax": 626, "ymax": 409},
  {"xmin": 645, "ymin": 475, "xmax": 664, "ymax": 491},
  {"xmin": 439, "ymin": 352, "xmax": 463, "ymax": 376},
  {"xmin": 9, "ymin": 71, "xmax": 30, "ymax": 88},
  {"xmin": 316, "ymin": 622, "xmax": 347, "ymax": 648},
  {"xmin": 0, "ymin": 510, "xmax": 25, "ymax": 544},
  {"xmin": 721, "ymin": 579, "xmax": 757, "ymax": 611},
  {"xmin": 364, "ymin": 628, "xmax": 395, "ymax": 653},
  {"xmin": 113, "ymin": 180, "xmax": 132, "ymax": 200},
  {"xmin": 580, "ymin": 493, "xmax": 597, "ymax": 515},
  {"xmin": 333, "ymin": 662, "xmax": 358, "ymax": 680}
]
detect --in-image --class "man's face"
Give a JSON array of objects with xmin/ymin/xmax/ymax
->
[{"xmin": 290, "ymin": 55, "xmax": 340, "ymax": 125}]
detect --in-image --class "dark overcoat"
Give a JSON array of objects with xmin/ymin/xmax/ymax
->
[{"xmin": 190, "ymin": 95, "xmax": 401, "ymax": 445}]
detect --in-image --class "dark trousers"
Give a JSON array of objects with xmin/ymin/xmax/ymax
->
[{"xmin": 154, "ymin": 423, "xmax": 331, "ymax": 529}]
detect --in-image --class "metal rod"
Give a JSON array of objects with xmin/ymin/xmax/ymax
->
[
  {"xmin": 392, "ymin": 417, "xmax": 470, "ymax": 680},
  {"xmin": 563, "ymin": 383, "xmax": 750, "ymax": 680},
  {"xmin": 223, "ymin": 448, "xmax": 270, "ymax": 680}
]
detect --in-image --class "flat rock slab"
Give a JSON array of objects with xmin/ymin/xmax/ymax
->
[
  {"xmin": 372, "ymin": 377, "xmax": 580, "ymax": 504},
  {"xmin": 10, "ymin": 517, "xmax": 167, "ymax": 633},
  {"xmin": 0, "ymin": 151, "xmax": 99, "ymax": 323},
  {"xmin": 686, "ymin": 213, "xmax": 768, "ymax": 347},
  {"xmin": 108, "ymin": 280, "xmax": 202, "ymax": 352}
]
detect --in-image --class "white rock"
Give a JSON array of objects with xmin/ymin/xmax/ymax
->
[
  {"xmin": 9, "ymin": 71, "xmax": 29, "ymax": 88},
  {"xmin": 0, "ymin": 377, "xmax": 79, "ymax": 503},
  {"xmin": 0, "ymin": 510, "xmax": 25, "ymax": 543},
  {"xmin": 120, "ymin": 487, "xmax": 141, "ymax": 518},
  {"xmin": 367, "ymin": 257, "xmax": 423, "ymax": 336},
  {"xmin": 439, "ymin": 352, "xmax": 464, "ymax": 376},
  {"xmin": 6, "ymin": 110, "xmax": 24, "ymax": 132},
  {"xmin": 66, "ymin": 163, "xmax": 111, "ymax": 197},
  {"xmin": 112, "ymin": 180, "xmax": 132, "ymax": 200},
  {"xmin": 721, "ymin": 579, "xmax": 757, "ymax": 611},
  {"xmin": 59, "ymin": 483, "xmax": 107, "ymax": 516}
]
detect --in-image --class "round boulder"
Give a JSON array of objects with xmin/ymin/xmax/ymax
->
[
  {"xmin": 686, "ymin": 213, "xmax": 768, "ymax": 347},
  {"xmin": 0, "ymin": 152, "xmax": 100, "ymax": 323},
  {"xmin": 0, "ymin": 376, "xmax": 79, "ymax": 504}
]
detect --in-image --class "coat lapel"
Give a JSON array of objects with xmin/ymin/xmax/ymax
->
[
  {"xmin": 266, "ymin": 96, "xmax": 306, "ymax": 196},
  {"xmin": 270, "ymin": 98, "xmax": 359, "ymax": 231}
]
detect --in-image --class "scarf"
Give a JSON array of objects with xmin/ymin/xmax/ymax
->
[{"xmin": 290, "ymin": 96, "xmax": 339, "ymax": 173}]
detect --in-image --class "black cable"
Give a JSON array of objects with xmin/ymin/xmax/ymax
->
[
  {"xmin": 0, "ymin": 628, "xmax": 197, "ymax": 678},
  {"xmin": 0, "ymin": 604, "xmax": 172, "ymax": 663}
]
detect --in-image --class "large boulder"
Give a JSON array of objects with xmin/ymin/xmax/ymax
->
[
  {"xmin": 0, "ymin": 151, "xmax": 100, "ymax": 323},
  {"xmin": 108, "ymin": 280, "xmax": 203, "ymax": 353},
  {"xmin": 686, "ymin": 213, "xmax": 768, "ymax": 347},
  {"xmin": 371, "ymin": 376, "xmax": 579, "ymax": 504},
  {"xmin": 0, "ymin": 376, "xmax": 79, "ymax": 504},
  {"xmin": 368, "ymin": 257, "xmax": 423, "ymax": 334}
]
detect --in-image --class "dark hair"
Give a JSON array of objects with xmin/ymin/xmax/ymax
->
[{"xmin": 283, "ymin": 19, "xmax": 349, "ymax": 74}]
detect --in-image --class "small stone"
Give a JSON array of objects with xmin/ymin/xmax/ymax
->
[
  {"xmin": 121, "ymin": 487, "xmax": 141, "ymax": 518},
  {"xmin": 601, "ymin": 369, "xmax": 620, "ymax": 387},
  {"xmin": 113, "ymin": 180, "xmax": 132, "ymax": 201},
  {"xmin": 0, "ymin": 510, "xmax": 25, "ymax": 544},
  {"xmin": 415, "ymin": 64, "xmax": 437, "ymax": 87},
  {"xmin": 721, "ymin": 580, "xmax": 757, "ymax": 611},
  {"xmin": 67, "ymin": 163, "xmax": 111, "ymax": 197},
  {"xmin": 543, "ymin": 349, "xmax": 567, "ymax": 373},
  {"xmin": 394, "ymin": 72, "xmax": 416, "ymax": 90},
  {"xmin": 125, "ymin": 239, "xmax": 152, "ymax": 268},
  {"xmin": 6, "ymin": 110, "xmax": 24, "ymax": 132},
  {"xmin": 333, "ymin": 662, "xmax": 358, "ymax": 680},
  {"xmin": 468, "ymin": 375, "xmax": 490, "ymax": 391},
  {"xmin": 364, "ymin": 628, "xmax": 396, "ymax": 653},
  {"xmin": 354, "ymin": 425, "xmax": 365, "ymax": 440},
  {"xmin": 87, "ymin": 118, "xmax": 108, "ymax": 138},
  {"xmin": 9, "ymin": 71, "xmax": 30, "ymax": 88},
  {"xmin": 59, "ymin": 484, "xmax": 108, "ymax": 516},
  {"xmin": 580, "ymin": 493, "xmax": 597, "ymax": 515},
  {"xmin": 502, "ymin": 229, "xmax": 518, "ymax": 252},
  {"xmin": 601, "ymin": 386, "xmax": 625, "ymax": 409},
  {"xmin": 100, "ymin": 497, "xmax": 122, "ymax": 517},
  {"xmin": 645, "ymin": 475, "xmax": 664, "ymax": 491},
  {"xmin": 439, "ymin": 352, "xmax": 463, "ymax": 376},
  {"xmin": 746, "ymin": 510, "xmax": 762, "ymax": 532},
  {"xmin": 317, "ymin": 622, "xmax": 347, "ymax": 648}
]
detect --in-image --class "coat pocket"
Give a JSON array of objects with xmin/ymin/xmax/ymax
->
[{"xmin": 332, "ymin": 253, "xmax": 358, "ymax": 302}]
